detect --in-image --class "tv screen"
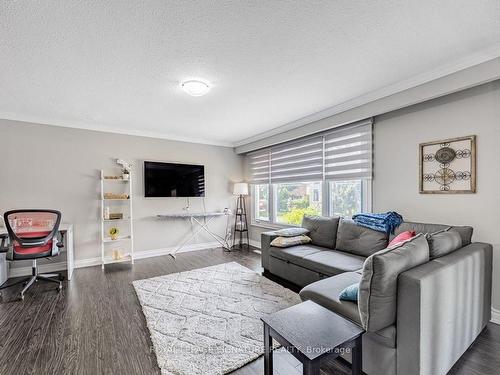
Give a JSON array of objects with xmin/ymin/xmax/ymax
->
[{"xmin": 144, "ymin": 161, "xmax": 205, "ymax": 197}]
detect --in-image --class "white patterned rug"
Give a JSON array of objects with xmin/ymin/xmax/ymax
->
[{"xmin": 133, "ymin": 262, "xmax": 301, "ymax": 375}]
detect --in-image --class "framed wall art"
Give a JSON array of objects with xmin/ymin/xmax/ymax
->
[{"xmin": 419, "ymin": 135, "xmax": 476, "ymax": 194}]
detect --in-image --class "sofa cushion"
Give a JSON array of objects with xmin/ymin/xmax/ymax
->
[
  {"xmin": 299, "ymin": 271, "xmax": 362, "ymax": 325},
  {"xmin": 269, "ymin": 244, "xmax": 324, "ymax": 264},
  {"xmin": 392, "ymin": 221, "xmax": 473, "ymax": 246},
  {"xmin": 358, "ymin": 233, "xmax": 429, "ymax": 332},
  {"xmin": 300, "ymin": 250, "xmax": 365, "ymax": 276},
  {"xmin": 270, "ymin": 235, "xmax": 312, "ymax": 248},
  {"xmin": 336, "ymin": 219, "xmax": 389, "ymax": 257},
  {"xmin": 302, "ymin": 215, "xmax": 340, "ymax": 249},
  {"xmin": 426, "ymin": 228, "xmax": 462, "ymax": 260}
]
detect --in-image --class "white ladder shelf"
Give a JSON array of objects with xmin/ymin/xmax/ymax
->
[{"xmin": 100, "ymin": 170, "xmax": 134, "ymax": 269}]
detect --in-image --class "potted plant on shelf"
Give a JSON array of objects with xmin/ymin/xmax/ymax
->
[
  {"xmin": 122, "ymin": 169, "xmax": 130, "ymax": 181},
  {"xmin": 116, "ymin": 159, "xmax": 132, "ymax": 180}
]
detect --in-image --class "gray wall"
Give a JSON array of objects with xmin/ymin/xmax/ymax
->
[
  {"xmin": 374, "ymin": 81, "xmax": 500, "ymax": 311},
  {"xmin": 248, "ymin": 81, "xmax": 500, "ymax": 311},
  {"xmin": 0, "ymin": 119, "xmax": 243, "ymax": 266}
]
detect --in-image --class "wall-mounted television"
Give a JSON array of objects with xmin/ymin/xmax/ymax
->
[{"xmin": 144, "ymin": 161, "xmax": 205, "ymax": 197}]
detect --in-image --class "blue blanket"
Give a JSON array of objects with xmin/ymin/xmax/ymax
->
[{"xmin": 352, "ymin": 212, "xmax": 403, "ymax": 234}]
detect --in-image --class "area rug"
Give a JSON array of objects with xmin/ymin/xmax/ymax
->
[{"xmin": 133, "ymin": 262, "xmax": 301, "ymax": 375}]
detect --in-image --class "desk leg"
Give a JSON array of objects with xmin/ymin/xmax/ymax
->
[
  {"xmin": 66, "ymin": 227, "xmax": 74, "ymax": 281},
  {"xmin": 264, "ymin": 324, "xmax": 273, "ymax": 375},
  {"xmin": 352, "ymin": 336, "xmax": 362, "ymax": 375},
  {"xmin": 303, "ymin": 361, "xmax": 320, "ymax": 375}
]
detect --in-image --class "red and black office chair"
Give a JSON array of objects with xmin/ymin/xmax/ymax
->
[{"xmin": 0, "ymin": 210, "xmax": 64, "ymax": 300}]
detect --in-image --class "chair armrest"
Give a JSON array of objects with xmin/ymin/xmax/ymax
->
[{"xmin": 260, "ymin": 231, "xmax": 281, "ymax": 270}]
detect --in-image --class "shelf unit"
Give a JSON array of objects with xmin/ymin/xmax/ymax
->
[{"xmin": 100, "ymin": 170, "xmax": 134, "ymax": 269}]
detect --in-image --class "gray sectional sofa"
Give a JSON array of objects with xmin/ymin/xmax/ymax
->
[{"xmin": 261, "ymin": 216, "xmax": 492, "ymax": 375}]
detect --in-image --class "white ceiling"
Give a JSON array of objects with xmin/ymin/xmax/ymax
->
[{"xmin": 1, "ymin": 1, "xmax": 500, "ymax": 147}]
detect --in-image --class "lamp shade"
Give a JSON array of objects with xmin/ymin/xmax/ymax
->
[{"xmin": 233, "ymin": 182, "xmax": 249, "ymax": 196}]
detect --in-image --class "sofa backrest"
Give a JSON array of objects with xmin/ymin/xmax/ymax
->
[
  {"xmin": 335, "ymin": 218, "xmax": 388, "ymax": 257},
  {"xmin": 392, "ymin": 221, "xmax": 473, "ymax": 246},
  {"xmin": 301, "ymin": 215, "xmax": 340, "ymax": 249}
]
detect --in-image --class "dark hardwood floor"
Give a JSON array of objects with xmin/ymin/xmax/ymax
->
[{"xmin": 0, "ymin": 248, "xmax": 498, "ymax": 375}]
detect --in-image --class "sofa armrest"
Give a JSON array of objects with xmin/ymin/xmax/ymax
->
[
  {"xmin": 260, "ymin": 231, "xmax": 281, "ymax": 270},
  {"xmin": 397, "ymin": 242, "xmax": 492, "ymax": 375}
]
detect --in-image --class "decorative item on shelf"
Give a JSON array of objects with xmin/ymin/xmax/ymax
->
[
  {"xmin": 117, "ymin": 159, "xmax": 132, "ymax": 181},
  {"xmin": 104, "ymin": 206, "xmax": 110, "ymax": 220},
  {"xmin": 104, "ymin": 192, "xmax": 130, "ymax": 200},
  {"xmin": 109, "ymin": 213, "xmax": 123, "ymax": 220},
  {"xmin": 419, "ymin": 135, "xmax": 476, "ymax": 194},
  {"xmin": 111, "ymin": 249, "xmax": 122, "ymax": 260},
  {"xmin": 232, "ymin": 182, "xmax": 250, "ymax": 250},
  {"xmin": 103, "ymin": 175, "xmax": 123, "ymax": 180},
  {"xmin": 109, "ymin": 227, "xmax": 120, "ymax": 240}
]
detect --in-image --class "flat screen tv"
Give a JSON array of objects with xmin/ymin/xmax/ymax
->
[{"xmin": 144, "ymin": 161, "xmax": 205, "ymax": 197}]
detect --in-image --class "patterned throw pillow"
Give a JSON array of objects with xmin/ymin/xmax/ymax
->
[{"xmin": 270, "ymin": 235, "xmax": 312, "ymax": 248}]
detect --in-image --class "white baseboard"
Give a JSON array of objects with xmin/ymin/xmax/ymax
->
[
  {"xmin": 75, "ymin": 257, "xmax": 101, "ymax": 269},
  {"xmin": 8, "ymin": 240, "xmax": 262, "ymax": 278},
  {"xmin": 7, "ymin": 241, "xmax": 225, "ymax": 278},
  {"xmin": 134, "ymin": 241, "xmax": 222, "ymax": 260},
  {"xmin": 249, "ymin": 239, "xmax": 261, "ymax": 249},
  {"xmin": 491, "ymin": 308, "xmax": 500, "ymax": 325}
]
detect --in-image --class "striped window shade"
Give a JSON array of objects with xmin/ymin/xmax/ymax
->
[
  {"xmin": 324, "ymin": 119, "xmax": 373, "ymax": 180},
  {"xmin": 248, "ymin": 148, "xmax": 270, "ymax": 184},
  {"xmin": 270, "ymin": 136, "xmax": 324, "ymax": 183},
  {"xmin": 247, "ymin": 118, "xmax": 373, "ymax": 183}
]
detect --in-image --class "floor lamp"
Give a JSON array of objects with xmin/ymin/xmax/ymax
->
[{"xmin": 232, "ymin": 183, "xmax": 250, "ymax": 250}]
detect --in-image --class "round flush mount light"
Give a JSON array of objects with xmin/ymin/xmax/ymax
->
[{"xmin": 181, "ymin": 80, "xmax": 210, "ymax": 97}]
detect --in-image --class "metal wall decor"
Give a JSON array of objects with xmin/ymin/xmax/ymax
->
[{"xmin": 419, "ymin": 135, "xmax": 476, "ymax": 194}]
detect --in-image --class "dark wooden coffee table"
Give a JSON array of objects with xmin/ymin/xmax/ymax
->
[{"xmin": 261, "ymin": 300, "xmax": 364, "ymax": 375}]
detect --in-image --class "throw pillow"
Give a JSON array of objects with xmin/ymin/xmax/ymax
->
[
  {"xmin": 301, "ymin": 215, "xmax": 340, "ymax": 249},
  {"xmin": 388, "ymin": 230, "xmax": 416, "ymax": 247},
  {"xmin": 426, "ymin": 227, "xmax": 463, "ymax": 260},
  {"xmin": 339, "ymin": 283, "xmax": 359, "ymax": 302},
  {"xmin": 358, "ymin": 233, "xmax": 429, "ymax": 332},
  {"xmin": 270, "ymin": 235, "xmax": 312, "ymax": 248},
  {"xmin": 274, "ymin": 227, "xmax": 309, "ymax": 237}
]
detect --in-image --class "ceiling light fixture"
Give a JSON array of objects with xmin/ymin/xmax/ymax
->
[{"xmin": 181, "ymin": 80, "xmax": 210, "ymax": 97}]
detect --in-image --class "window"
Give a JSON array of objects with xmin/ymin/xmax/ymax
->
[
  {"xmin": 254, "ymin": 184, "xmax": 270, "ymax": 221},
  {"xmin": 275, "ymin": 181, "xmax": 322, "ymax": 225},
  {"xmin": 248, "ymin": 118, "xmax": 373, "ymax": 226},
  {"xmin": 253, "ymin": 179, "xmax": 370, "ymax": 226},
  {"xmin": 329, "ymin": 180, "xmax": 362, "ymax": 217}
]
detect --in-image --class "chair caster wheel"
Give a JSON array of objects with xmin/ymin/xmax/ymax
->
[
  {"xmin": 20, "ymin": 294, "xmax": 24, "ymax": 301},
  {"xmin": 58, "ymin": 284, "xmax": 62, "ymax": 291}
]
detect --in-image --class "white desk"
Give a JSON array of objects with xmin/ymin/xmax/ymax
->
[
  {"xmin": 0, "ymin": 223, "xmax": 75, "ymax": 280},
  {"xmin": 157, "ymin": 212, "xmax": 231, "ymax": 258}
]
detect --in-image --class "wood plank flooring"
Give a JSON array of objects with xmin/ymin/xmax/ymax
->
[{"xmin": 0, "ymin": 247, "xmax": 498, "ymax": 375}]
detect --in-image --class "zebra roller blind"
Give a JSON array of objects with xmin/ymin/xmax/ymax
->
[
  {"xmin": 247, "ymin": 118, "xmax": 372, "ymax": 183},
  {"xmin": 324, "ymin": 120, "xmax": 372, "ymax": 180}
]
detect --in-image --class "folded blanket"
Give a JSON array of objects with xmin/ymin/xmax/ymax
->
[{"xmin": 352, "ymin": 211, "xmax": 403, "ymax": 234}]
